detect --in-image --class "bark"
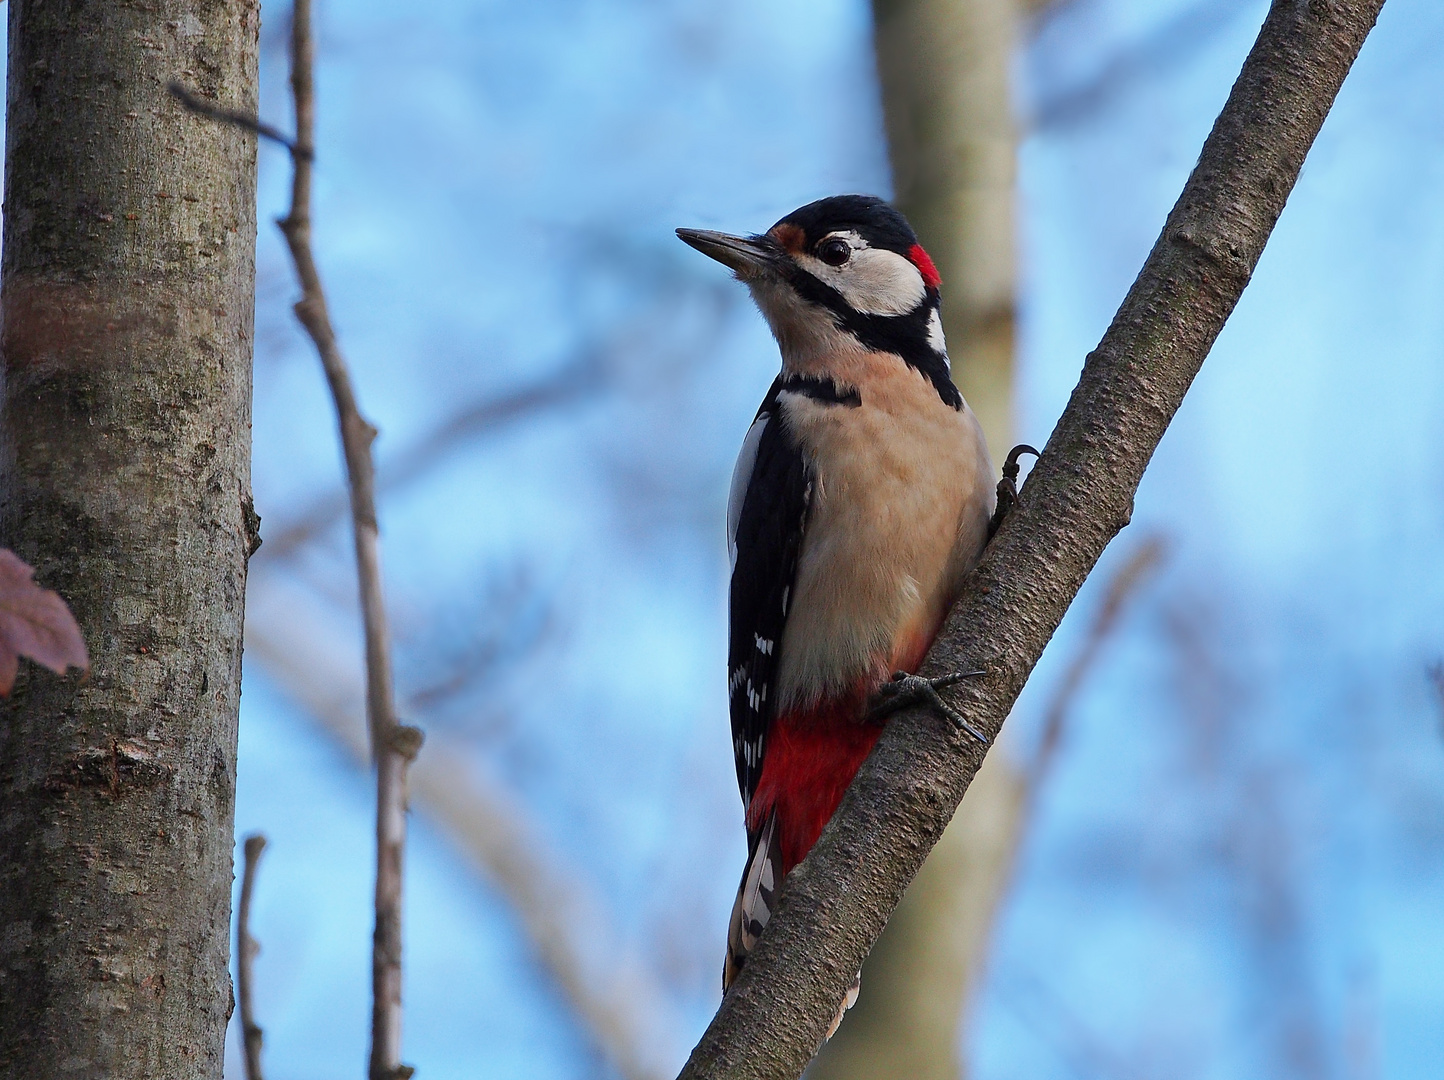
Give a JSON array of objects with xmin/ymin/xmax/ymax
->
[
  {"xmin": 679, "ymin": 2, "xmax": 1385, "ymax": 1077},
  {"xmin": 0, "ymin": 4, "xmax": 259, "ymax": 1079},
  {"xmin": 812, "ymin": 3, "xmax": 1023, "ymax": 1075}
]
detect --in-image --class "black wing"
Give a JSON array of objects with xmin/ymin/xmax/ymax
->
[{"xmin": 727, "ymin": 379, "xmax": 812, "ymax": 811}]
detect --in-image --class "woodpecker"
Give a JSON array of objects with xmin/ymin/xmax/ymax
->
[{"xmin": 678, "ymin": 194, "xmax": 1001, "ymax": 1014}]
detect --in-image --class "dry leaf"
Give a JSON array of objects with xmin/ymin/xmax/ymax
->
[{"xmin": 0, "ymin": 549, "xmax": 90, "ymax": 696}]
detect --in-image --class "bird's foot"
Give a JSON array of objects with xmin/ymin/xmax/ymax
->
[
  {"xmin": 988, "ymin": 443, "xmax": 1041, "ymax": 542},
  {"xmin": 868, "ymin": 670, "xmax": 989, "ymax": 745}
]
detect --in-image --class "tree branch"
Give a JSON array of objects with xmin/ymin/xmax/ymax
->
[
  {"xmin": 237, "ymin": 833, "xmax": 269, "ymax": 1080},
  {"xmin": 260, "ymin": 356, "xmax": 607, "ymax": 561},
  {"xmin": 276, "ymin": 4, "xmax": 420, "ymax": 1077},
  {"xmin": 166, "ymin": 81, "xmax": 308, "ymax": 159},
  {"xmin": 678, "ymin": 2, "xmax": 1386, "ymax": 1076},
  {"xmin": 1028, "ymin": 536, "xmax": 1164, "ymax": 788}
]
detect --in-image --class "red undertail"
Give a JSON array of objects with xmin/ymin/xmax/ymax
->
[
  {"xmin": 746, "ymin": 618, "xmax": 945, "ymax": 875},
  {"xmin": 747, "ymin": 690, "xmax": 881, "ymax": 875}
]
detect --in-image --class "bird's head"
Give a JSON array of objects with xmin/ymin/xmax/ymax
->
[{"xmin": 677, "ymin": 194, "xmax": 958, "ymax": 407}]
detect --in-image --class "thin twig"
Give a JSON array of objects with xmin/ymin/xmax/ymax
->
[
  {"xmin": 275, "ymin": 3, "xmax": 420, "ymax": 1077},
  {"xmin": 243, "ymin": 579, "xmax": 681, "ymax": 1080},
  {"xmin": 237, "ymin": 833, "xmax": 269, "ymax": 1080},
  {"xmin": 167, "ymin": 81, "xmax": 310, "ymax": 160}
]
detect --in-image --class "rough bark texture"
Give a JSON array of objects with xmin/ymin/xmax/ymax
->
[
  {"xmin": 811, "ymin": 4, "xmax": 1023, "ymax": 1076},
  {"xmin": 679, "ymin": 2, "xmax": 1385, "ymax": 1077},
  {"xmin": 0, "ymin": 4, "xmax": 259, "ymax": 1078}
]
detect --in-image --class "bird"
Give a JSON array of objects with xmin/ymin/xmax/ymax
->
[{"xmin": 677, "ymin": 194, "xmax": 1003, "ymax": 1019}]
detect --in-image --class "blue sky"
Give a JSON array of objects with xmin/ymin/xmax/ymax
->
[{"xmin": 218, "ymin": 1, "xmax": 1444, "ymax": 1077}]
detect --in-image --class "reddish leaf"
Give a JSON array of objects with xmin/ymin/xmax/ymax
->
[{"xmin": 0, "ymin": 549, "xmax": 90, "ymax": 696}]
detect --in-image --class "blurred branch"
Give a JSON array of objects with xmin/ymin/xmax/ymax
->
[
  {"xmin": 678, "ymin": 3, "xmax": 1385, "ymax": 1075},
  {"xmin": 998, "ymin": 967, "xmax": 1150, "ymax": 1080},
  {"xmin": 955, "ymin": 539, "xmax": 1164, "ymax": 1080},
  {"xmin": 262, "ymin": 356, "xmax": 608, "ymax": 561},
  {"xmin": 237, "ymin": 834, "xmax": 269, "ymax": 1080},
  {"xmin": 167, "ymin": 81, "xmax": 308, "ymax": 158},
  {"xmin": 1028, "ymin": 537, "xmax": 1165, "ymax": 789},
  {"xmin": 1019, "ymin": 0, "xmax": 1087, "ymax": 40},
  {"xmin": 1029, "ymin": 0, "xmax": 1255, "ymax": 132},
  {"xmin": 1427, "ymin": 662, "xmax": 1444, "ymax": 739},
  {"xmin": 245, "ymin": 576, "xmax": 681, "ymax": 1080},
  {"xmin": 935, "ymin": 542, "xmax": 1160, "ymax": 1080},
  {"xmin": 401, "ymin": 574, "xmax": 554, "ymax": 719}
]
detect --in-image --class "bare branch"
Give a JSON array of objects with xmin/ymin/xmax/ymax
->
[
  {"xmin": 237, "ymin": 833, "xmax": 269, "ymax": 1080},
  {"xmin": 167, "ymin": 81, "xmax": 309, "ymax": 159},
  {"xmin": 678, "ymin": 3, "xmax": 1387, "ymax": 1076},
  {"xmin": 1028, "ymin": 0, "xmax": 1257, "ymax": 132},
  {"xmin": 268, "ymin": 2, "xmax": 418, "ymax": 1075},
  {"xmin": 1029, "ymin": 536, "xmax": 1165, "ymax": 787},
  {"xmin": 244, "ymin": 579, "xmax": 681, "ymax": 1080},
  {"xmin": 261, "ymin": 357, "xmax": 606, "ymax": 560},
  {"xmin": 1427, "ymin": 662, "xmax": 1444, "ymax": 740}
]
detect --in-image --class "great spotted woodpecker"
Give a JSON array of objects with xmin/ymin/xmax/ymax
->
[{"xmin": 678, "ymin": 195, "xmax": 1000, "ymax": 1010}]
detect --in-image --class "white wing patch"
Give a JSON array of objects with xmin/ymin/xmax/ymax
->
[
  {"xmin": 727, "ymin": 413, "xmax": 769, "ymax": 568},
  {"xmin": 927, "ymin": 306, "xmax": 948, "ymax": 356}
]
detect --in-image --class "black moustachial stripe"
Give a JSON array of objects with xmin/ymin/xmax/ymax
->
[{"xmin": 780, "ymin": 264, "xmax": 962, "ymax": 410}]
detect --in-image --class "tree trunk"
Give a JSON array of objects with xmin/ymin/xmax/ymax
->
[
  {"xmin": 812, "ymin": 2, "xmax": 1022, "ymax": 1076},
  {"xmin": 0, "ymin": 4, "xmax": 259, "ymax": 1078}
]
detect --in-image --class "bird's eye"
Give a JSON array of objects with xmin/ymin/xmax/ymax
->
[{"xmin": 817, "ymin": 238, "xmax": 851, "ymax": 267}]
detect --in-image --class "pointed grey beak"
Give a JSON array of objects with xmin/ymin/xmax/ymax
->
[{"xmin": 676, "ymin": 228, "xmax": 780, "ymax": 279}]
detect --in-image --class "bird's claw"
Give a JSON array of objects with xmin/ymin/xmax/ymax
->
[
  {"xmin": 988, "ymin": 443, "xmax": 1041, "ymax": 542},
  {"xmin": 868, "ymin": 670, "xmax": 990, "ymax": 745}
]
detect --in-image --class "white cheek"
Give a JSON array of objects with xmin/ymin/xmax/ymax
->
[
  {"xmin": 927, "ymin": 307, "xmax": 948, "ymax": 356},
  {"xmin": 799, "ymin": 247, "xmax": 926, "ymax": 317}
]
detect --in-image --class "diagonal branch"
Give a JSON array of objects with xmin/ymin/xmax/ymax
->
[
  {"xmin": 1028, "ymin": 536, "xmax": 1165, "ymax": 789},
  {"xmin": 678, "ymin": 2, "xmax": 1387, "ymax": 1077},
  {"xmin": 167, "ymin": 81, "xmax": 308, "ymax": 159}
]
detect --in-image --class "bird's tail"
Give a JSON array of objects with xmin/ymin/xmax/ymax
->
[
  {"xmin": 724, "ymin": 809, "xmax": 778, "ymax": 991},
  {"xmin": 721, "ymin": 807, "xmax": 861, "ymax": 1042}
]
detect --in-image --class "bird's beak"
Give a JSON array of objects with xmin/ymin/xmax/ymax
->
[{"xmin": 676, "ymin": 228, "xmax": 780, "ymax": 280}]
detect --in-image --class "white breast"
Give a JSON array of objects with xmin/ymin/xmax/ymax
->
[{"xmin": 774, "ymin": 355, "xmax": 995, "ymax": 711}]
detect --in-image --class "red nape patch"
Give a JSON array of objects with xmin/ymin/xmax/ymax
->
[
  {"xmin": 748, "ymin": 702, "xmax": 883, "ymax": 876},
  {"xmin": 909, "ymin": 243, "xmax": 942, "ymax": 289}
]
